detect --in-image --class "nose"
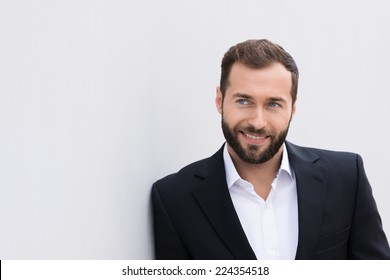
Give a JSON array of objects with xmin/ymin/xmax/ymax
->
[{"xmin": 248, "ymin": 108, "xmax": 267, "ymax": 129}]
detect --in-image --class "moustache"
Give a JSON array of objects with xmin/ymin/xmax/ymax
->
[{"xmin": 237, "ymin": 126, "xmax": 272, "ymax": 136}]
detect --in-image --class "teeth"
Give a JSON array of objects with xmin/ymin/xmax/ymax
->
[{"xmin": 244, "ymin": 132, "xmax": 266, "ymax": 140}]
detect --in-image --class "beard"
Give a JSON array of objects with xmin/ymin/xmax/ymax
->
[{"xmin": 221, "ymin": 117, "xmax": 290, "ymax": 165}]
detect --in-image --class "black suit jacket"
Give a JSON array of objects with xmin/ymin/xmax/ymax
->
[{"xmin": 152, "ymin": 142, "xmax": 390, "ymax": 259}]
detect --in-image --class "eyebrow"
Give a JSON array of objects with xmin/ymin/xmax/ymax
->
[
  {"xmin": 232, "ymin": 93, "xmax": 255, "ymax": 100},
  {"xmin": 269, "ymin": 97, "xmax": 288, "ymax": 104}
]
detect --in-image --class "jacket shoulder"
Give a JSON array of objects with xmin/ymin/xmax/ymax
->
[{"xmin": 287, "ymin": 142, "xmax": 360, "ymax": 163}]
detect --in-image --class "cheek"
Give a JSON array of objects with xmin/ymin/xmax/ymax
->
[
  {"xmin": 265, "ymin": 110, "xmax": 293, "ymax": 130},
  {"xmin": 221, "ymin": 102, "xmax": 238, "ymax": 114},
  {"xmin": 222, "ymin": 106, "xmax": 246, "ymax": 123},
  {"xmin": 222, "ymin": 114, "xmax": 245, "ymax": 132},
  {"xmin": 273, "ymin": 108, "xmax": 293, "ymax": 121}
]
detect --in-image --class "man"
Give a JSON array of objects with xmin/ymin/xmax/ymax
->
[{"xmin": 151, "ymin": 39, "xmax": 390, "ymax": 259}]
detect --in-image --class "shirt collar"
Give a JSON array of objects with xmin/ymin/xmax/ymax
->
[{"xmin": 223, "ymin": 142, "xmax": 294, "ymax": 189}]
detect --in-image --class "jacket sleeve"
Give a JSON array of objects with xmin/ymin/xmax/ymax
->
[
  {"xmin": 151, "ymin": 183, "xmax": 191, "ymax": 259},
  {"xmin": 348, "ymin": 154, "xmax": 390, "ymax": 259}
]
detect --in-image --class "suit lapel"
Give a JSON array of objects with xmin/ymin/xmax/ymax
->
[
  {"xmin": 286, "ymin": 142, "xmax": 328, "ymax": 259},
  {"xmin": 191, "ymin": 146, "xmax": 257, "ymax": 260}
]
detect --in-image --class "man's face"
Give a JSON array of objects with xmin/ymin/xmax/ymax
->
[{"xmin": 216, "ymin": 62, "xmax": 296, "ymax": 164}]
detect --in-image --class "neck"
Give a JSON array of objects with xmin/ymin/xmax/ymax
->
[{"xmin": 227, "ymin": 144, "xmax": 284, "ymax": 199}]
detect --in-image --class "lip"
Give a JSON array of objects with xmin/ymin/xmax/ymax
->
[{"xmin": 240, "ymin": 131, "xmax": 270, "ymax": 145}]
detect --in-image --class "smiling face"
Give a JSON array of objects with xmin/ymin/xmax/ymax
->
[{"xmin": 216, "ymin": 62, "xmax": 296, "ymax": 165}]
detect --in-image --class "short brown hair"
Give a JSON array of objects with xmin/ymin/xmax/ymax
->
[{"xmin": 220, "ymin": 39, "xmax": 299, "ymax": 104}]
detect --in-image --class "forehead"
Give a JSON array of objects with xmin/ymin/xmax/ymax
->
[
  {"xmin": 228, "ymin": 62, "xmax": 292, "ymax": 88},
  {"xmin": 226, "ymin": 62, "xmax": 292, "ymax": 97}
]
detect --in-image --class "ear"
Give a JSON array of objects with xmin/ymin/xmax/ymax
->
[
  {"xmin": 291, "ymin": 102, "xmax": 297, "ymax": 118},
  {"xmin": 215, "ymin": 86, "xmax": 223, "ymax": 114}
]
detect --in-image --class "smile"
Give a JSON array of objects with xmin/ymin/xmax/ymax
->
[
  {"xmin": 243, "ymin": 132, "xmax": 268, "ymax": 140},
  {"xmin": 240, "ymin": 131, "xmax": 270, "ymax": 145}
]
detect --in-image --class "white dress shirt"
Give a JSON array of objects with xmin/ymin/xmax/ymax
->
[{"xmin": 223, "ymin": 144, "xmax": 298, "ymax": 259}]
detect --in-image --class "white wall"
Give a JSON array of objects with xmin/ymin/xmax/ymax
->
[{"xmin": 0, "ymin": 0, "xmax": 389, "ymax": 259}]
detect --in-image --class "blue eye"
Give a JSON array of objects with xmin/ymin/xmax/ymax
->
[
  {"xmin": 237, "ymin": 99, "xmax": 249, "ymax": 105},
  {"xmin": 269, "ymin": 102, "xmax": 280, "ymax": 108}
]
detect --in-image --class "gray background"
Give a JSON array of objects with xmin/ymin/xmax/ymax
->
[{"xmin": 1, "ymin": 0, "xmax": 389, "ymax": 259}]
